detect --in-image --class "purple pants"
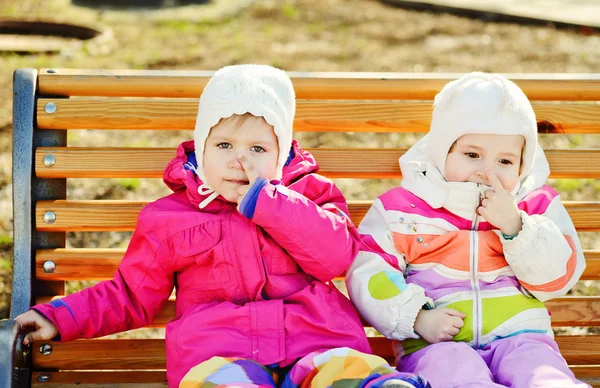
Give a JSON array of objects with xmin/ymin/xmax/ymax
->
[{"xmin": 397, "ymin": 333, "xmax": 590, "ymax": 388}]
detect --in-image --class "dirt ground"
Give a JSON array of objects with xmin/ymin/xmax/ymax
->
[{"xmin": 0, "ymin": 0, "xmax": 599, "ymax": 322}]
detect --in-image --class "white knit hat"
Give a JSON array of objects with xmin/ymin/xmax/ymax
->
[
  {"xmin": 427, "ymin": 72, "xmax": 538, "ymax": 179},
  {"xmin": 194, "ymin": 64, "xmax": 295, "ymax": 181}
]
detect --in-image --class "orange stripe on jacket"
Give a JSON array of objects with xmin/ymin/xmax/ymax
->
[{"xmin": 392, "ymin": 231, "xmax": 508, "ymax": 273}]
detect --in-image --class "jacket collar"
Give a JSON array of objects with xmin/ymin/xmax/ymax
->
[{"xmin": 399, "ymin": 134, "xmax": 550, "ymax": 220}]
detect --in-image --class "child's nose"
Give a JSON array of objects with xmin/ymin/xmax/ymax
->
[
  {"xmin": 476, "ymin": 169, "xmax": 489, "ymax": 183},
  {"xmin": 229, "ymin": 155, "xmax": 244, "ymax": 170}
]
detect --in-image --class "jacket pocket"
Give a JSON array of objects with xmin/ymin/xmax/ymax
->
[{"xmin": 173, "ymin": 220, "xmax": 233, "ymax": 290}]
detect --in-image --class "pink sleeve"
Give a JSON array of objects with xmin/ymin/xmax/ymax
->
[
  {"xmin": 31, "ymin": 209, "xmax": 174, "ymax": 342},
  {"xmin": 252, "ymin": 174, "xmax": 361, "ymax": 282}
]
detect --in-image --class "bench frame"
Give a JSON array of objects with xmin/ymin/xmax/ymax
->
[{"xmin": 1, "ymin": 68, "xmax": 598, "ymax": 388}]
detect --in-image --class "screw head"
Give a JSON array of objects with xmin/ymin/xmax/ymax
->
[
  {"xmin": 39, "ymin": 343, "xmax": 52, "ymax": 355},
  {"xmin": 43, "ymin": 211, "xmax": 56, "ymax": 224},
  {"xmin": 43, "ymin": 154, "xmax": 56, "ymax": 167},
  {"xmin": 37, "ymin": 373, "xmax": 51, "ymax": 382},
  {"xmin": 43, "ymin": 260, "xmax": 56, "ymax": 273},
  {"xmin": 44, "ymin": 102, "xmax": 57, "ymax": 114}
]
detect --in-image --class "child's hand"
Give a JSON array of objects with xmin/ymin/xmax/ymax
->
[
  {"xmin": 236, "ymin": 154, "xmax": 260, "ymax": 208},
  {"xmin": 14, "ymin": 310, "xmax": 58, "ymax": 345},
  {"xmin": 414, "ymin": 308, "xmax": 465, "ymax": 343},
  {"xmin": 477, "ymin": 168, "xmax": 522, "ymax": 236}
]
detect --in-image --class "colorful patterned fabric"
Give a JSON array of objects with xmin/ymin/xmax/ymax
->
[
  {"xmin": 180, "ymin": 348, "xmax": 430, "ymax": 388},
  {"xmin": 346, "ymin": 141, "xmax": 585, "ymax": 357}
]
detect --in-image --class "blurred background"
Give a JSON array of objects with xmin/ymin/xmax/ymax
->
[{"xmin": 0, "ymin": 0, "xmax": 598, "ymax": 338}]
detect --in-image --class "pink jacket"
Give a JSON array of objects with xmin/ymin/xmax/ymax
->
[{"xmin": 34, "ymin": 140, "xmax": 370, "ymax": 387}]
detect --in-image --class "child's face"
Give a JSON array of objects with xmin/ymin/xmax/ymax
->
[
  {"xmin": 444, "ymin": 134, "xmax": 524, "ymax": 191},
  {"xmin": 203, "ymin": 114, "xmax": 279, "ymax": 203}
]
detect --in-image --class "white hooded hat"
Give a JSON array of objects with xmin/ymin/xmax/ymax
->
[
  {"xmin": 427, "ymin": 72, "xmax": 538, "ymax": 180},
  {"xmin": 194, "ymin": 64, "xmax": 295, "ymax": 183},
  {"xmin": 193, "ymin": 64, "xmax": 295, "ymax": 208}
]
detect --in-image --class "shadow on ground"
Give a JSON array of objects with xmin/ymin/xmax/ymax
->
[{"xmin": 73, "ymin": 0, "xmax": 210, "ymax": 10}]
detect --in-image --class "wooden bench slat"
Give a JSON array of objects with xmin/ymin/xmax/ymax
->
[
  {"xmin": 31, "ymin": 336, "xmax": 600, "ymax": 370},
  {"xmin": 36, "ymin": 248, "xmax": 600, "ymax": 281},
  {"xmin": 35, "ymin": 295, "xmax": 600, "ymax": 328},
  {"xmin": 32, "ymin": 339, "xmax": 166, "ymax": 370},
  {"xmin": 37, "ymin": 200, "xmax": 145, "ymax": 232},
  {"xmin": 29, "ymin": 369, "xmax": 600, "ymax": 388},
  {"xmin": 37, "ymin": 248, "xmax": 123, "ymax": 280},
  {"xmin": 35, "ymin": 200, "xmax": 600, "ymax": 232},
  {"xmin": 37, "ymin": 70, "xmax": 600, "ymax": 100},
  {"xmin": 547, "ymin": 297, "xmax": 600, "ymax": 327},
  {"xmin": 31, "ymin": 371, "xmax": 167, "ymax": 387},
  {"xmin": 35, "ymin": 147, "xmax": 600, "ymax": 179},
  {"xmin": 36, "ymin": 98, "xmax": 600, "ymax": 134}
]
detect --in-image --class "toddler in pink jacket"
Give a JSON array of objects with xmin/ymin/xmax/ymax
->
[{"xmin": 16, "ymin": 64, "xmax": 429, "ymax": 388}]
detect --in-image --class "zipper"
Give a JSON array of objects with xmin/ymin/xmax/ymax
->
[{"xmin": 470, "ymin": 184, "xmax": 484, "ymax": 349}]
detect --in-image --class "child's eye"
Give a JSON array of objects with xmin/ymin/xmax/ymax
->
[
  {"xmin": 465, "ymin": 152, "xmax": 479, "ymax": 159},
  {"xmin": 499, "ymin": 159, "xmax": 513, "ymax": 165},
  {"xmin": 251, "ymin": 146, "xmax": 266, "ymax": 153},
  {"xmin": 217, "ymin": 142, "xmax": 232, "ymax": 149}
]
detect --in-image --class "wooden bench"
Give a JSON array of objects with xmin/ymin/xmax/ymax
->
[{"xmin": 1, "ymin": 68, "xmax": 599, "ymax": 387}]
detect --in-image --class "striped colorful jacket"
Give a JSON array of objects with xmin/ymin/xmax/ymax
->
[{"xmin": 346, "ymin": 135, "xmax": 586, "ymax": 357}]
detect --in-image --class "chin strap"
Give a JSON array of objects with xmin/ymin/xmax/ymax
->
[{"xmin": 197, "ymin": 183, "xmax": 219, "ymax": 209}]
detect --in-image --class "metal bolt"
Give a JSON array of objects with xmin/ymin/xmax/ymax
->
[
  {"xmin": 37, "ymin": 373, "xmax": 51, "ymax": 382},
  {"xmin": 43, "ymin": 260, "xmax": 56, "ymax": 273},
  {"xmin": 43, "ymin": 154, "xmax": 56, "ymax": 167},
  {"xmin": 39, "ymin": 344, "xmax": 52, "ymax": 355},
  {"xmin": 43, "ymin": 211, "xmax": 56, "ymax": 224},
  {"xmin": 44, "ymin": 102, "xmax": 57, "ymax": 114},
  {"xmin": 46, "ymin": 69, "xmax": 58, "ymax": 74}
]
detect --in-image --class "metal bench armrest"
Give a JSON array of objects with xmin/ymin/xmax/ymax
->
[{"xmin": 0, "ymin": 319, "xmax": 30, "ymax": 388}]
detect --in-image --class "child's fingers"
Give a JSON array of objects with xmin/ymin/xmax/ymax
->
[
  {"xmin": 23, "ymin": 330, "xmax": 44, "ymax": 345},
  {"xmin": 237, "ymin": 154, "xmax": 259, "ymax": 183},
  {"xmin": 14, "ymin": 316, "xmax": 28, "ymax": 328},
  {"xmin": 22, "ymin": 332, "xmax": 36, "ymax": 345},
  {"xmin": 452, "ymin": 317, "xmax": 465, "ymax": 329},
  {"xmin": 444, "ymin": 308, "xmax": 467, "ymax": 318},
  {"xmin": 485, "ymin": 168, "xmax": 504, "ymax": 192},
  {"xmin": 477, "ymin": 206, "xmax": 489, "ymax": 219},
  {"xmin": 15, "ymin": 311, "xmax": 38, "ymax": 328},
  {"xmin": 23, "ymin": 326, "xmax": 58, "ymax": 345}
]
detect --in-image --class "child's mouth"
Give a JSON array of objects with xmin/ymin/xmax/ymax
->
[{"xmin": 227, "ymin": 179, "xmax": 250, "ymax": 185}]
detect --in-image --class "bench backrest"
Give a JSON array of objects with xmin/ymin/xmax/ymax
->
[{"xmin": 11, "ymin": 69, "xmax": 600, "ymax": 387}]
